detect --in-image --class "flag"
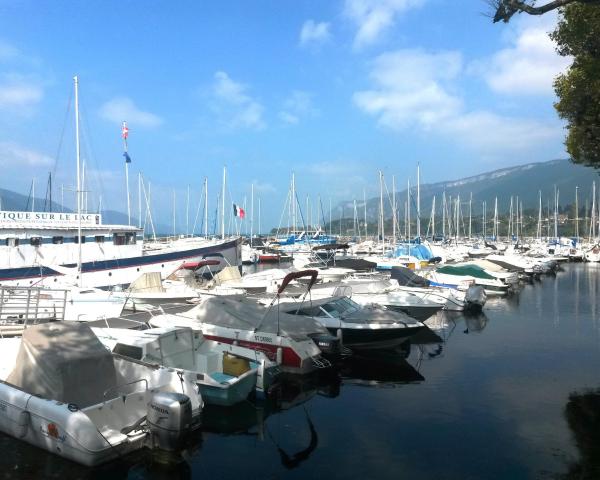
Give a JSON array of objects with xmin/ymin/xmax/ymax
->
[
  {"xmin": 124, "ymin": 152, "xmax": 132, "ymax": 163},
  {"xmin": 122, "ymin": 121, "xmax": 129, "ymax": 139},
  {"xmin": 233, "ymin": 203, "xmax": 245, "ymax": 219}
]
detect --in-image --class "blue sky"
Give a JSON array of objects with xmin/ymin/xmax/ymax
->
[{"xmin": 0, "ymin": 0, "xmax": 570, "ymax": 232}]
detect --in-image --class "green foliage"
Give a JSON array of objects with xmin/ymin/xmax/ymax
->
[{"xmin": 551, "ymin": 4, "xmax": 600, "ymax": 167}]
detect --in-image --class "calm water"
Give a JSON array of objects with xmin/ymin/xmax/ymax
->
[{"xmin": 2, "ymin": 263, "xmax": 600, "ymax": 479}]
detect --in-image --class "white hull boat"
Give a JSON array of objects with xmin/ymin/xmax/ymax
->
[
  {"xmin": 0, "ymin": 322, "xmax": 202, "ymax": 466},
  {"xmin": 93, "ymin": 326, "xmax": 281, "ymax": 405}
]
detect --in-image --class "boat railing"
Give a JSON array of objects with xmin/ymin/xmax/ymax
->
[
  {"xmin": 0, "ymin": 286, "xmax": 67, "ymax": 336},
  {"xmin": 103, "ymin": 378, "xmax": 148, "ymax": 402}
]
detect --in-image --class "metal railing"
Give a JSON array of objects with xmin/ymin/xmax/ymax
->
[{"xmin": 0, "ymin": 286, "xmax": 67, "ymax": 336}]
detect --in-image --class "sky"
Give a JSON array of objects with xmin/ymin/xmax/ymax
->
[{"xmin": 0, "ymin": 0, "xmax": 571, "ymax": 233}]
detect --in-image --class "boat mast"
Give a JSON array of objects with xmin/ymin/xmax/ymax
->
[
  {"xmin": 221, "ymin": 166, "xmax": 226, "ymax": 239},
  {"xmin": 74, "ymin": 76, "xmax": 83, "ymax": 285},
  {"xmin": 138, "ymin": 172, "xmax": 142, "ymax": 229},
  {"xmin": 554, "ymin": 185, "xmax": 558, "ymax": 239},
  {"xmin": 469, "ymin": 192, "xmax": 472, "ymax": 240},
  {"xmin": 417, "ymin": 163, "xmax": 421, "ymax": 240},
  {"xmin": 250, "ymin": 183, "xmax": 254, "ymax": 247},
  {"xmin": 575, "ymin": 186, "xmax": 579, "ymax": 239},
  {"xmin": 122, "ymin": 121, "xmax": 131, "ymax": 226},
  {"xmin": 407, "ymin": 178, "xmax": 411, "ymax": 241},
  {"xmin": 392, "ymin": 175, "xmax": 396, "ymax": 244},
  {"xmin": 431, "ymin": 196, "xmax": 436, "ymax": 239},
  {"xmin": 204, "ymin": 177, "xmax": 208, "ymax": 237},
  {"xmin": 379, "ymin": 171, "xmax": 384, "ymax": 253},
  {"xmin": 363, "ymin": 188, "xmax": 367, "ymax": 239},
  {"xmin": 172, "ymin": 190, "xmax": 176, "ymax": 238},
  {"xmin": 537, "ymin": 190, "xmax": 542, "ymax": 240},
  {"xmin": 186, "ymin": 184, "xmax": 190, "ymax": 237},
  {"xmin": 442, "ymin": 191, "xmax": 446, "ymax": 239}
]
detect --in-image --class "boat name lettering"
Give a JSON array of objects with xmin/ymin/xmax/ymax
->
[
  {"xmin": 0, "ymin": 211, "xmax": 101, "ymax": 226},
  {"xmin": 255, "ymin": 335, "xmax": 272, "ymax": 343},
  {"xmin": 150, "ymin": 403, "xmax": 169, "ymax": 415}
]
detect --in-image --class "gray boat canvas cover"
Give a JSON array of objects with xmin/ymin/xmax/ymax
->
[
  {"xmin": 7, "ymin": 322, "xmax": 117, "ymax": 408},
  {"xmin": 191, "ymin": 297, "xmax": 329, "ymax": 340}
]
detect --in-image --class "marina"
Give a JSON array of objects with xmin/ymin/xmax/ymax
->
[
  {"xmin": 1, "ymin": 1, "xmax": 600, "ymax": 478},
  {"xmin": 0, "ymin": 262, "xmax": 598, "ymax": 478}
]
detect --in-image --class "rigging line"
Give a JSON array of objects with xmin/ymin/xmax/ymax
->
[
  {"xmin": 79, "ymin": 98, "xmax": 107, "ymax": 212},
  {"xmin": 51, "ymin": 86, "xmax": 73, "ymax": 199}
]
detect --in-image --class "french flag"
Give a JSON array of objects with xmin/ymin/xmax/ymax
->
[{"xmin": 233, "ymin": 203, "xmax": 245, "ymax": 219}]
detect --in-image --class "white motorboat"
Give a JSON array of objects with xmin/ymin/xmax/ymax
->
[
  {"xmin": 272, "ymin": 294, "xmax": 427, "ymax": 351},
  {"xmin": 147, "ymin": 271, "xmax": 344, "ymax": 375},
  {"xmin": 0, "ymin": 322, "xmax": 202, "ymax": 466},
  {"xmin": 93, "ymin": 325, "xmax": 281, "ymax": 406}
]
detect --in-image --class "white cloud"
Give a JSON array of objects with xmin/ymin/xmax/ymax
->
[
  {"xmin": 99, "ymin": 97, "xmax": 163, "ymax": 128},
  {"xmin": 344, "ymin": 0, "xmax": 425, "ymax": 49},
  {"xmin": 250, "ymin": 180, "xmax": 277, "ymax": 194},
  {"xmin": 353, "ymin": 48, "xmax": 562, "ymax": 158},
  {"xmin": 299, "ymin": 20, "xmax": 331, "ymax": 47},
  {"xmin": 279, "ymin": 111, "xmax": 299, "ymax": 125},
  {"xmin": 479, "ymin": 15, "xmax": 571, "ymax": 96},
  {"xmin": 279, "ymin": 90, "xmax": 318, "ymax": 125},
  {"xmin": 354, "ymin": 50, "xmax": 462, "ymax": 129},
  {"xmin": 211, "ymin": 71, "xmax": 265, "ymax": 130},
  {"xmin": 0, "ymin": 83, "xmax": 42, "ymax": 108},
  {"xmin": 0, "ymin": 141, "xmax": 53, "ymax": 167}
]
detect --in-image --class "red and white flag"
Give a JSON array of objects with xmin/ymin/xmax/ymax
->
[
  {"xmin": 122, "ymin": 121, "xmax": 129, "ymax": 139},
  {"xmin": 233, "ymin": 204, "xmax": 245, "ymax": 219}
]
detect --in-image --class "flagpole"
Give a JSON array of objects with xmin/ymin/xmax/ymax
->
[{"xmin": 122, "ymin": 121, "xmax": 131, "ymax": 226}]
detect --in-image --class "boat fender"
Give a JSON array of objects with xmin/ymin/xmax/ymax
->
[
  {"xmin": 276, "ymin": 347, "xmax": 283, "ymax": 365},
  {"xmin": 15, "ymin": 410, "xmax": 30, "ymax": 438},
  {"xmin": 336, "ymin": 328, "xmax": 343, "ymax": 347}
]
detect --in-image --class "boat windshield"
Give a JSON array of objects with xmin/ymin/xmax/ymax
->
[{"xmin": 320, "ymin": 298, "xmax": 360, "ymax": 318}]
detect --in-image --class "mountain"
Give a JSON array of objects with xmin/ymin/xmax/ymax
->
[{"xmin": 336, "ymin": 159, "xmax": 600, "ymax": 221}]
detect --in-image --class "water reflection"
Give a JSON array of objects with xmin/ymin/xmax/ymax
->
[
  {"xmin": 339, "ymin": 347, "xmax": 424, "ymax": 385},
  {"xmin": 560, "ymin": 389, "xmax": 600, "ymax": 479}
]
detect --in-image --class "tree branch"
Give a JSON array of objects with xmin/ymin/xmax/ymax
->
[{"xmin": 492, "ymin": 0, "xmax": 599, "ymax": 23}]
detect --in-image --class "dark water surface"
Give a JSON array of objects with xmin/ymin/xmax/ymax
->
[{"xmin": 2, "ymin": 263, "xmax": 600, "ymax": 479}]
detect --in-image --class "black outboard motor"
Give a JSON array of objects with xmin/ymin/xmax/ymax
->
[
  {"xmin": 308, "ymin": 333, "xmax": 343, "ymax": 360},
  {"xmin": 465, "ymin": 285, "xmax": 486, "ymax": 312}
]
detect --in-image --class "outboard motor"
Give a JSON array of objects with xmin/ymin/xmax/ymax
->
[
  {"xmin": 465, "ymin": 285, "xmax": 486, "ymax": 312},
  {"xmin": 147, "ymin": 392, "xmax": 192, "ymax": 451},
  {"xmin": 308, "ymin": 333, "xmax": 342, "ymax": 360}
]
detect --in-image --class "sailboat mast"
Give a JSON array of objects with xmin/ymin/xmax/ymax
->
[
  {"xmin": 407, "ymin": 179, "xmax": 410, "ymax": 241},
  {"xmin": 417, "ymin": 163, "xmax": 421, "ymax": 239},
  {"xmin": 122, "ymin": 121, "xmax": 131, "ymax": 226},
  {"xmin": 575, "ymin": 186, "xmax": 579, "ymax": 239},
  {"xmin": 537, "ymin": 191, "xmax": 542, "ymax": 240},
  {"xmin": 379, "ymin": 171, "xmax": 384, "ymax": 253},
  {"xmin": 250, "ymin": 183, "xmax": 254, "ymax": 247},
  {"xmin": 204, "ymin": 177, "xmax": 208, "ymax": 238},
  {"xmin": 74, "ymin": 75, "xmax": 83, "ymax": 283},
  {"xmin": 221, "ymin": 166, "xmax": 226, "ymax": 239},
  {"xmin": 363, "ymin": 189, "xmax": 367, "ymax": 239},
  {"xmin": 469, "ymin": 193, "xmax": 472, "ymax": 240},
  {"xmin": 392, "ymin": 175, "xmax": 396, "ymax": 243}
]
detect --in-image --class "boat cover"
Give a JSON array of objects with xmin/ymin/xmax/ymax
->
[
  {"xmin": 7, "ymin": 322, "xmax": 118, "ymax": 408},
  {"xmin": 191, "ymin": 296, "xmax": 330, "ymax": 340},
  {"xmin": 129, "ymin": 272, "xmax": 165, "ymax": 293},
  {"xmin": 437, "ymin": 265, "xmax": 495, "ymax": 280},
  {"xmin": 390, "ymin": 266, "xmax": 431, "ymax": 287}
]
